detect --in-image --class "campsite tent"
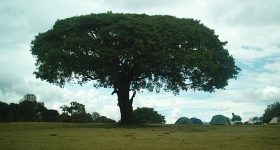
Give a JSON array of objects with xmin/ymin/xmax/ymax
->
[
  {"xmin": 210, "ymin": 115, "xmax": 230, "ymax": 125},
  {"xmin": 174, "ymin": 117, "xmax": 193, "ymax": 125},
  {"xmin": 269, "ymin": 117, "xmax": 280, "ymax": 124},
  {"xmin": 191, "ymin": 117, "xmax": 203, "ymax": 125}
]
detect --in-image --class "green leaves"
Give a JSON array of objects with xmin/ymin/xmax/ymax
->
[
  {"xmin": 262, "ymin": 102, "xmax": 280, "ymax": 123},
  {"xmin": 31, "ymin": 13, "xmax": 239, "ymax": 94},
  {"xmin": 133, "ymin": 107, "xmax": 166, "ymax": 124}
]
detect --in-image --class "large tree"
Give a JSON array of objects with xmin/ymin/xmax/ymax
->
[
  {"xmin": 31, "ymin": 13, "xmax": 240, "ymax": 124},
  {"xmin": 18, "ymin": 94, "xmax": 47, "ymax": 121},
  {"xmin": 262, "ymin": 102, "xmax": 280, "ymax": 123}
]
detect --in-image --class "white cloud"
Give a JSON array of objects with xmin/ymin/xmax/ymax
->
[
  {"xmin": 264, "ymin": 60, "xmax": 280, "ymax": 72},
  {"xmin": 101, "ymin": 105, "xmax": 120, "ymax": 121},
  {"xmin": 168, "ymin": 108, "xmax": 182, "ymax": 124},
  {"xmin": 206, "ymin": 0, "xmax": 280, "ymax": 26},
  {"xmin": 257, "ymin": 86, "xmax": 280, "ymax": 101},
  {"xmin": 225, "ymin": 27, "xmax": 280, "ymax": 62}
]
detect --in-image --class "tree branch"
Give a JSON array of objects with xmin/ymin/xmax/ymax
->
[
  {"xmin": 130, "ymin": 91, "xmax": 136, "ymax": 104},
  {"xmin": 111, "ymin": 89, "xmax": 118, "ymax": 95}
]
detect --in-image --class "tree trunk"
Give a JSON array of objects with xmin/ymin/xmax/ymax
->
[{"xmin": 117, "ymin": 78, "xmax": 134, "ymax": 124}]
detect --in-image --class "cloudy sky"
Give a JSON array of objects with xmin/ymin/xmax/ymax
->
[{"xmin": 1, "ymin": 0, "xmax": 279, "ymax": 123}]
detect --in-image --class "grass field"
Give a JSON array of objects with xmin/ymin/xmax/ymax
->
[{"xmin": 0, "ymin": 122, "xmax": 279, "ymax": 150}]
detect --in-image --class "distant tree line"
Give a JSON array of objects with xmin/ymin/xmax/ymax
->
[
  {"xmin": 0, "ymin": 94, "xmax": 166, "ymax": 124},
  {"xmin": 59, "ymin": 101, "xmax": 116, "ymax": 123},
  {"xmin": 0, "ymin": 94, "xmax": 59, "ymax": 122},
  {"xmin": 0, "ymin": 94, "xmax": 116, "ymax": 123}
]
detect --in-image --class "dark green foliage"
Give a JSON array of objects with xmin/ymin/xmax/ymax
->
[
  {"xmin": 21, "ymin": 94, "xmax": 37, "ymax": 102},
  {"xmin": 174, "ymin": 117, "xmax": 193, "ymax": 125},
  {"xmin": 262, "ymin": 102, "xmax": 280, "ymax": 123},
  {"xmin": 91, "ymin": 112, "xmax": 116, "ymax": 123},
  {"xmin": 234, "ymin": 122, "xmax": 243, "ymax": 125},
  {"xmin": 31, "ymin": 13, "xmax": 239, "ymax": 92},
  {"xmin": 41, "ymin": 109, "xmax": 59, "ymax": 122},
  {"xmin": 231, "ymin": 113, "xmax": 242, "ymax": 124},
  {"xmin": 0, "ymin": 101, "xmax": 10, "ymax": 122},
  {"xmin": 16, "ymin": 94, "xmax": 59, "ymax": 122},
  {"xmin": 60, "ymin": 101, "xmax": 93, "ymax": 123},
  {"xmin": 210, "ymin": 115, "xmax": 230, "ymax": 125},
  {"xmin": 18, "ymin": 100, "xmax": 37, "ymax": 121},
  {"xmin": 252, "ymin": 116, "xmax": 260, "ymax": 121},
  {"xmin": 17, "ymin": 94, "xmax": 46, "ymax": 121},
  {"xmin": 190, "ymin": 117, "xmax": 203, "ymax": 125},
  {"xmin": 92, "ymin": 112, "xmax": 101, "ymax": 121},
  {"xmin": 94, "ymin": 116, "xmax": 116, "ymax": 123},
  {"xmin": 1, "ymin": 95, "xmax": 117, "ymax": 123},
  {"xmin": 254, "ymin": 122, "xmax": 262, "ymax": 125},
  {"xmin": 250, "ymin": 116, "xmax": 262, "ymax": 125},
  {"xmin": 60, "ymin": 101, "xmax": 86, "ymax": 115},
  {"xmin": 59, "ymin": 113, "xmax": 71, "ymax": 123},
  {"xmin": 133, "ymin": 107, "xmax": 166, "ymax": 124},
  {"xmin": 1, "ymin": 94, "xmax": 59, "ymax": 122},
  {"xmin": 31, "ymin": 13, "xmax": 240, "ymax": 124},
  {"xmin": 8, "ymin": 103, "xmax": 19, "ymax": 121},
  {"xmin": 73, "ymin": 113, "xmax": 93, "ymax": 123}
]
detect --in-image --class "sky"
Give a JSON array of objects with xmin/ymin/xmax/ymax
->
[{"xmin": 0, "ymin": 0, "xmax": 280, "ymax": 123}]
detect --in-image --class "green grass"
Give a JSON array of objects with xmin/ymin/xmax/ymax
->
[{"xmin": 0, "ymin": 122, "xmax": 279, "ymax": 150}]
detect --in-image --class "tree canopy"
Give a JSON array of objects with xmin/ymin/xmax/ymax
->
[
  {"xmin": 31, "ymin": 13, "xmax": 240, "ymax": 124},
  {"xmin": 231, "ymin": 113, "xmax": 242, "ymax": 124},
  {"xmin": 60, "ymin": 101, "xmax": 93, "ymax": 123},
  {"xmin": 0, "ymin": 101, "xmax": 10, "ymax": 122},
  {"xmin": 262, "ymin": 102, "xmax": 280, "ymax": 123},
  {"xmin": 133, "ymin": 107, "xmax": 166, "ymax": 124},
  {"xmin": 92, "ymin": 112, "xmax": 101, "ymax": 121},
  {"xmin": 0, "ymin": 94, "xmax": 59, "ymax": 122}
]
